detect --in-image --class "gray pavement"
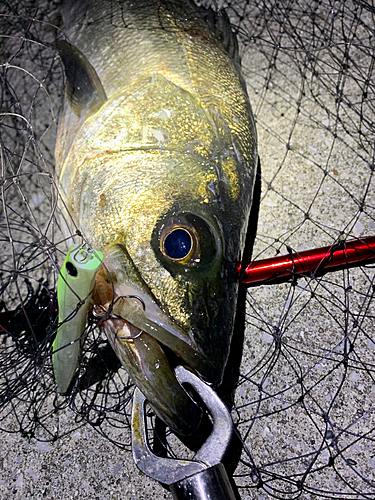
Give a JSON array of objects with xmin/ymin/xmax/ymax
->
[{"xmin": 0, "ymin": 1, "xmax": 374, "ymax": 499}]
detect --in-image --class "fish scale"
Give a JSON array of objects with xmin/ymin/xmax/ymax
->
[{"xmin": 57, "ymin": 0, "xmax": 256, "ymax": 175}]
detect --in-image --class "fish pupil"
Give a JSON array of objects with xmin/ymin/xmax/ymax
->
[{"xmin": 164, "ymin": 229, "xmax": 192, "ymax": 260}]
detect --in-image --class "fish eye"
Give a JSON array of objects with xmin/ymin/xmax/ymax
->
[
  {"xmin": 158, "ymin": 217, "xmax": 200, "ymax": 265},
  {"xmin": 163, "ymin": 228, "xmax": 193, "ymax": 262},
  {"xmin": 155, "ymin": 213, "xmax": 220, "ymax": 270}
]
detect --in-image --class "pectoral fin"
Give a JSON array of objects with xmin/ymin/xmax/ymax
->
[{"xmin": 56, "ymin": 40, "xmax": 107, "ymax": 117}]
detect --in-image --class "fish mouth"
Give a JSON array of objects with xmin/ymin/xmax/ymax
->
[
  {"xmin": 92, "ymin": 242, "xmax": 229, "ymax": 436},
  {"xmin": 100, "ymin": 312, "xmax": 204, "ymax": 436},
  {"xmin": 97, "ymin": 282, "xmax": 219, "ymax": 376},
  {"xmin": 93, "ymin": 268, "xmax": 217, "ymax": 436}
]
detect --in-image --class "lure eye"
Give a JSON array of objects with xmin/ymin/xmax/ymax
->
[
  {"xmin": 66, "ymin": 261, "xmax": 78, "ymax": 277},
  {"xmin": 163, "ymin": 228, "xmax": 193, "ymax": 261}
]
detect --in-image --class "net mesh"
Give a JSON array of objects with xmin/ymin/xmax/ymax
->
[{"xmin": 0, "ymin": 0, "xmax": 374, "ymax": 498}]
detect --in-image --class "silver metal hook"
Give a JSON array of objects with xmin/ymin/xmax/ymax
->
[
  {"xmin": 93, "ymin": 295, "xmax": 146, "ymax": 320},
  {"xmin": 113, "ymin": 294, "xmax": 146, "ymax": 311},
  {"xmin": 92, "ymin": 303, "xmax": 145, "ymax": 341}
]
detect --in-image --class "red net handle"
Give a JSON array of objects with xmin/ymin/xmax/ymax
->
[{"xmin": 242, "ymin": 236, "xmax": 375, "ymax": 285}]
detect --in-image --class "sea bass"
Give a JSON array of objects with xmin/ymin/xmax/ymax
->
[{"xmin": 54, "ymin": 0, "xmax": 257, "ymax": 436}]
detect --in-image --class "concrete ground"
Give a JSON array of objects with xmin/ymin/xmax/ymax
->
[{"xmin": 0, "ymin": 1, "xmax": 374, "ymax": 499}]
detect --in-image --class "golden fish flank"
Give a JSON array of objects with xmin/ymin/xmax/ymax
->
[
  {"xmin": 55, "ymin": 0, "xmax": 257, "ymax": 436},
  {"xmin": 59, "ymin": 75, "xmax": 243, "ymax": 326}
]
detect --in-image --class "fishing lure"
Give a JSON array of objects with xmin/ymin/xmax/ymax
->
[{"xmin": 52, "ymin": 244, "xmax": 103, "ymax": 394}]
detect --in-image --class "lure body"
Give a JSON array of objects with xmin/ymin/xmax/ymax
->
[{"xmin": 53, "ymin": 244, "xmax": 103, "ymax": 393}]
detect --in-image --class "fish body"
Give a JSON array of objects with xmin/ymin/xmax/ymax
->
[{"xmin": 55, "ymin": 0, "xmax": 257, "ymax": 435}]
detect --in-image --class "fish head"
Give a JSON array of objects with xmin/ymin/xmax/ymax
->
[
  {"xmin": 57, "ymin": 73, "xmax": 256, "ymax": 435},
  {"xmin": 97, "ymin": 204, "xmax": 233, "ymax": 385}
]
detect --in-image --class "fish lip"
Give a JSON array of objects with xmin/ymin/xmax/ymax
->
[
  {"xmin": 94, "ymin": 244, "xmax": 223, "ymax": 384},
  {"xmin": 99, "ymin": 314, "xmax": 182, "ymax": 375},
  {"xmin": 99, "ymin": 313, "xmax": 204, "ymax": 436},
  {"xmin": 96, "ymin": 287, "xmax": 218, "ymax": 383}
]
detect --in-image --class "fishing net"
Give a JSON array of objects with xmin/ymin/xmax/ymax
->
[{"xmin": 0, "ymin": 0, "xmax": 374, "ymax": 498}]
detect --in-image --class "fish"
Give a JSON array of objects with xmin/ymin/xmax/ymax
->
[{"xmin": 54, "ymin": 0, "xmax": 258, "ymax": 436}]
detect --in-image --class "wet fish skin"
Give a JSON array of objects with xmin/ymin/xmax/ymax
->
[
  {"xmin": 56, "ymin": 0, "xmax": 257, "ymax": 435},
  {"xmin": 102, "ymin": 314, "xmax": 203, "ymax": 435}
]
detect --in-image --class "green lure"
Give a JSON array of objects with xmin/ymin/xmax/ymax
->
[{"xmin": 52, "ymin": 244, "xmax": 103, "ymax": 394}]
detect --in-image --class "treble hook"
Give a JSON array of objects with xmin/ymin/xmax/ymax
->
[{"xmin": 93, "ymin": 295, "xmax": 146, "ymax": 341}]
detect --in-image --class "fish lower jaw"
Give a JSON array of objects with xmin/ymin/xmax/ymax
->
[
  {"xmin": 92, "ymin": 277, "xmax": 220, "ymax": 386},
  {"xmin": 95, "ymin": 287, "xmax": 214, "ymax": 380},
  {"xmin": 103, "ymin": 316, "xmax": 143, "ymax": 343},
  {"xmin": 100, "ymin": 313, "xmax": 192, "ymax": 377},
  {"xmin": 100, "ymin": 314, "xmax": 206, "ymax": 436}
]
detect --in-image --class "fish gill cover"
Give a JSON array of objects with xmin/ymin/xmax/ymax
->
[{"xmin": 0, "ymin": 0, "xmax": 374, "ymax": 499}]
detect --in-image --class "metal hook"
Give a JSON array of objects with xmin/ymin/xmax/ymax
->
[
  {"xmin": 92, "ymin": 295, "xmax": 146, "ymax": 340},
  {"xmin": 93, "ymin": 295, "xmax": 146, "ymax": 320},
  {"xmin": 113, "ymin": 294, "xmax": 146, "ymax": 311},
  {"xmin": 131, "ymin": 366, "xmax": 233, "ymax": 485}
]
